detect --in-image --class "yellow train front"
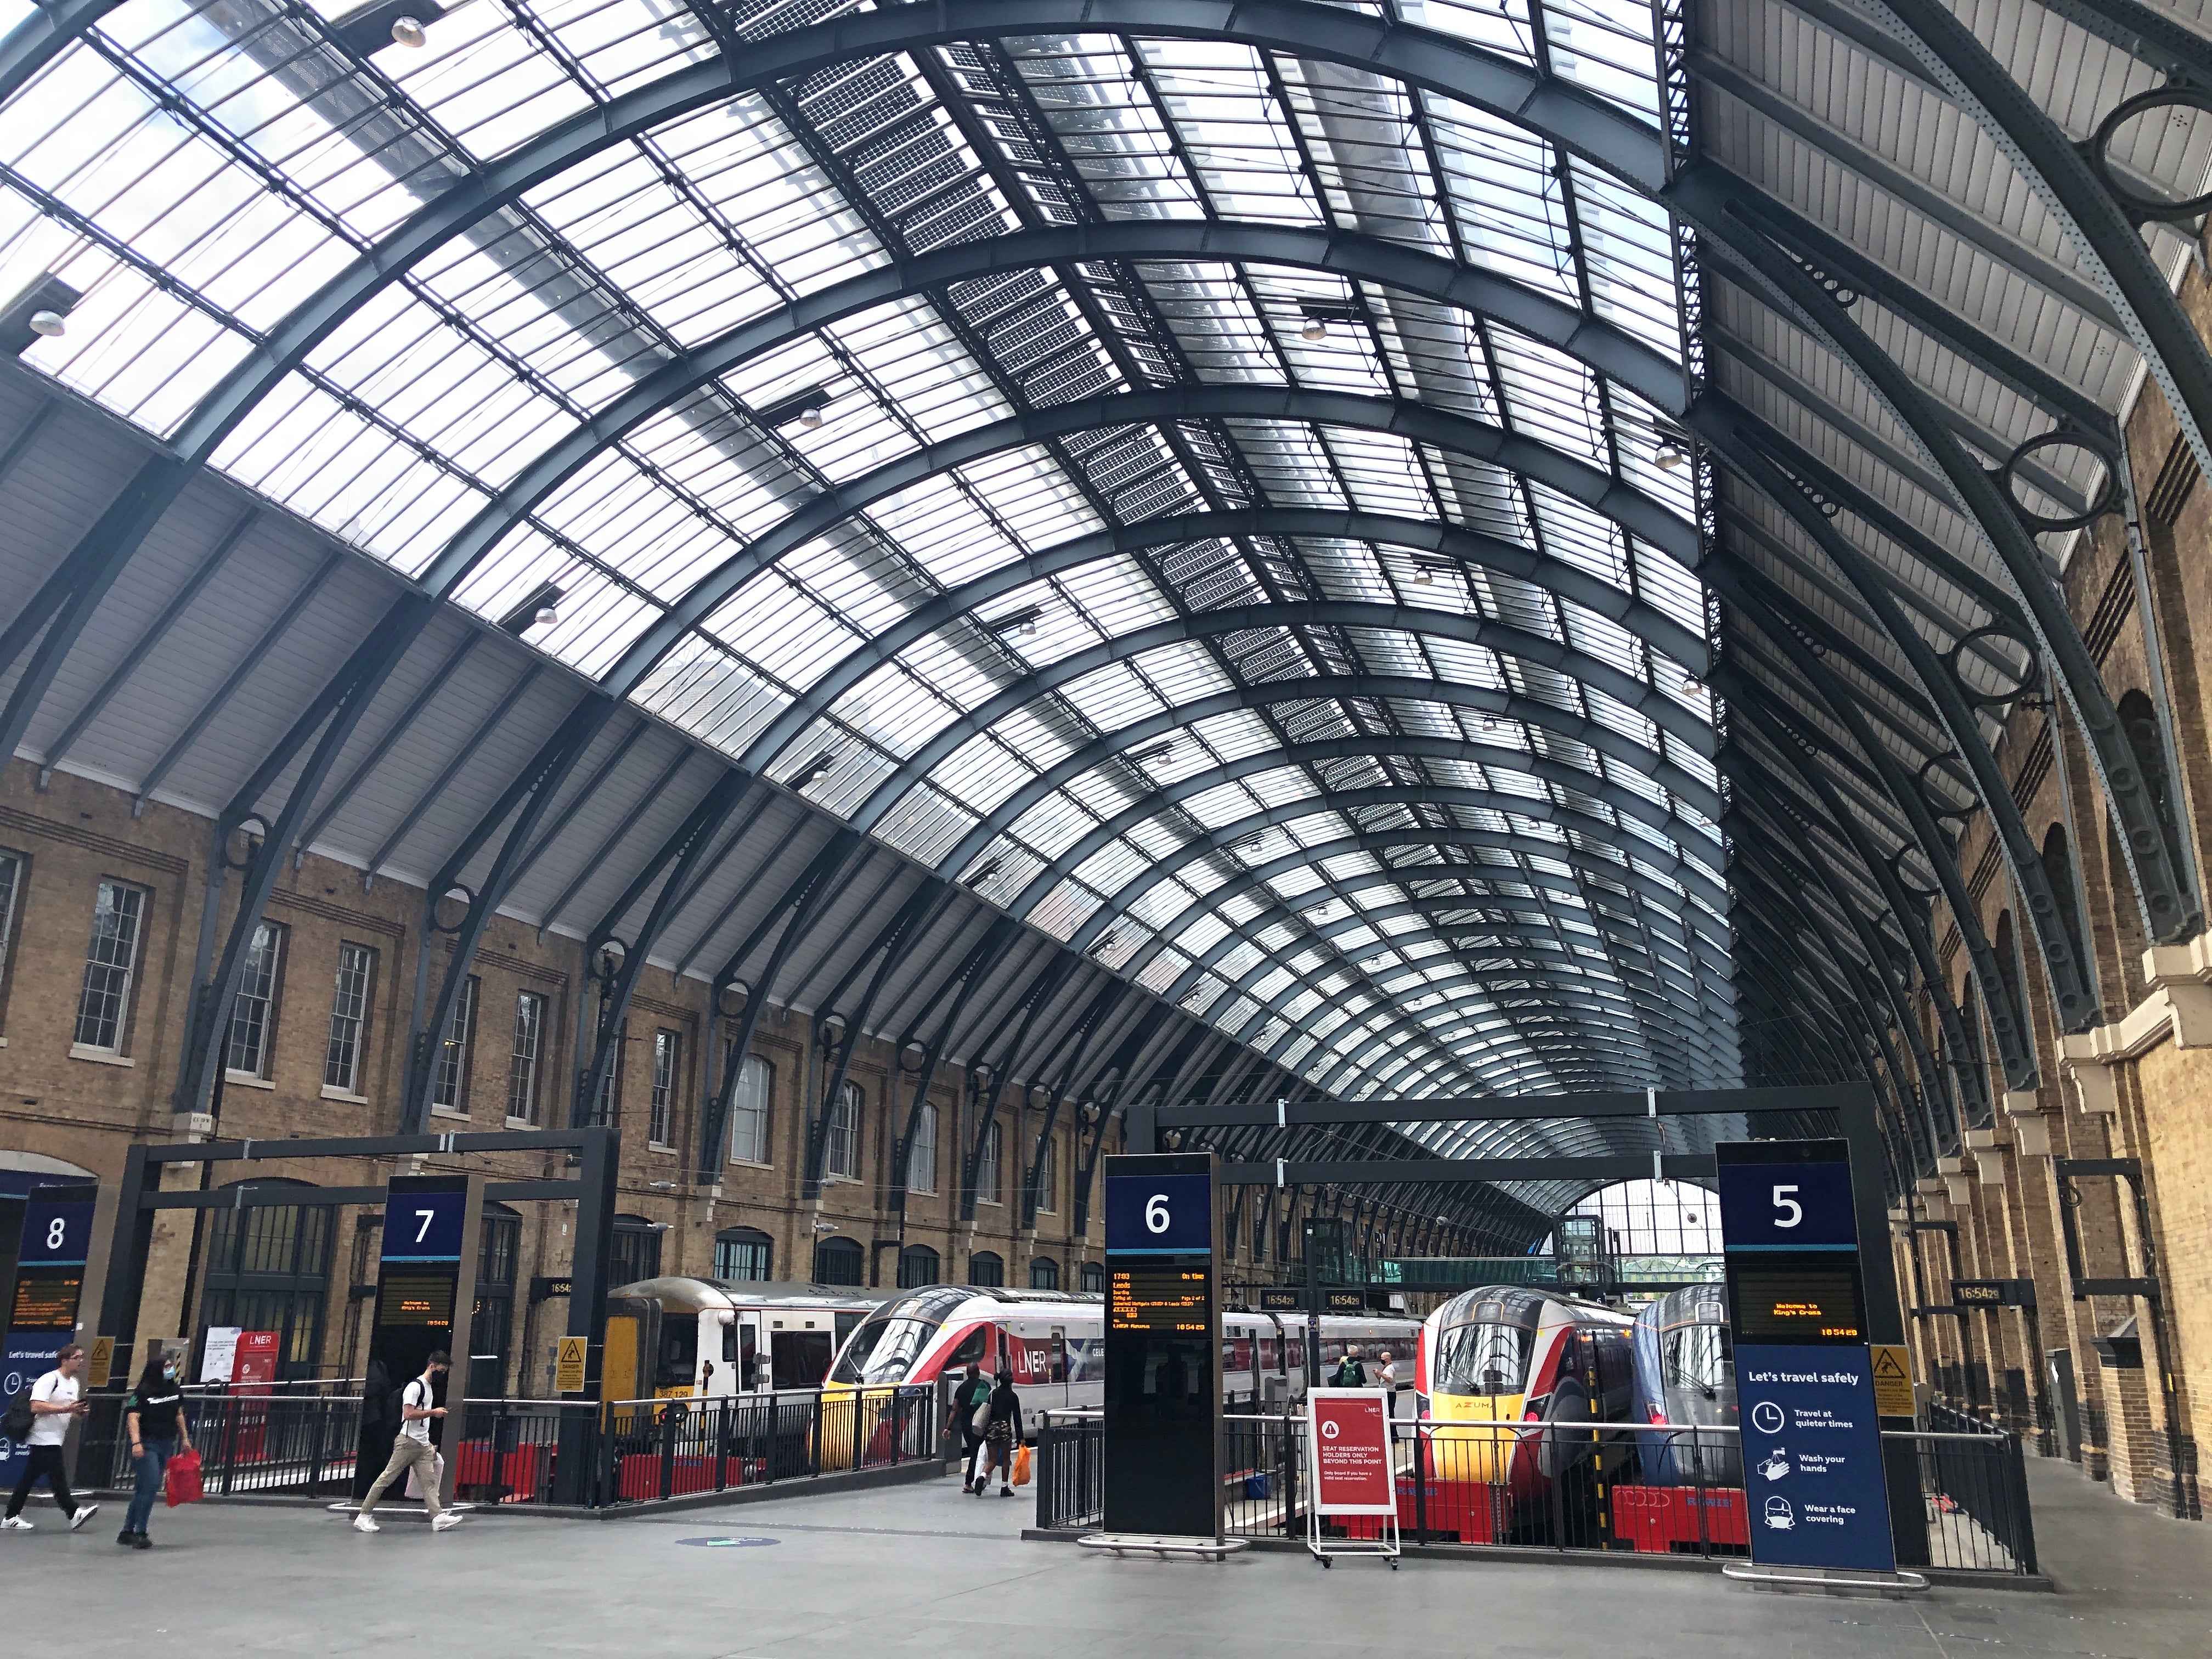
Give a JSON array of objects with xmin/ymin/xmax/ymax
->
[{"xmin": 1417, "ymin": 1285, "xmax": 1637, "ymax": 1533}]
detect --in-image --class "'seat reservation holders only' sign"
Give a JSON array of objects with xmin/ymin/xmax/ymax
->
[{"xmin": 1308, "ymin": 1389, "xmax": 1397, "ymax": 1515}]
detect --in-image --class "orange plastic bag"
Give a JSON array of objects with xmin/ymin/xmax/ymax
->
[{"xmin": 1012, "ymin": 1444, "xmax": 1032, "ymax": 1487}]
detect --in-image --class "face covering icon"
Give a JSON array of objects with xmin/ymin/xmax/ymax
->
[
  {"xmin": 1764, "ymin": 1496, "xmax": 1795, "ymax": 1531},
  {"xmin": 1758, "ymin": 1450, "xmax": 1790, "ymax": 1482}
]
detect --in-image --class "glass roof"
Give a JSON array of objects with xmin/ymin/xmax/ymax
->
[{"xmin": 0, "ymin": 0, "xmax": 1732, "ymax": 1107}]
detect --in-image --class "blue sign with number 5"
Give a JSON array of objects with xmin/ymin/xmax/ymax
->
[
  {"xmin": 1104, "ymin": 1173, "xmax": 1212, "ymax": 1255},
  {"xmin": 1717, "ymin": 1159, "xmax": 1859, "ymax": 1252}
]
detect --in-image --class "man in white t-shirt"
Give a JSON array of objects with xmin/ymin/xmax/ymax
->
[
  {"xmin": 3, "ymin": 1341, "xmax": 98, "ymax": 1532},
  {"xmin": 353, "ymin": 1350, "xmax": 464, "ymax": 1533}
]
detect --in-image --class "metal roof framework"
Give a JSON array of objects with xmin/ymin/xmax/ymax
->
[{"xmin": 4, "ymin": 0, "xmax": 2209, "ymax": 1227}]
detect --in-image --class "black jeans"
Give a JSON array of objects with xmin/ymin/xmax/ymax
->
[{"xmin": 7, "ymin": 1446, "xmax": 77, "ymax": 1520}]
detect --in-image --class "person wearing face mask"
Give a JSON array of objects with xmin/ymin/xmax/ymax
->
[{"xmin": 117, "ymin": 1353, "xmax": 193, "ymax": 1549}]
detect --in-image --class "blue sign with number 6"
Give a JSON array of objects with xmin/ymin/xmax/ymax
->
[{"xmin": 1104, "ymin": 1173, "xmax": 1212, "ymax": 1255}]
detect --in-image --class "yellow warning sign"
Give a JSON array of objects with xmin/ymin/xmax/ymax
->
[
  {"xmin": 555, "ymin": 1335, "xmax": 589, "ymax": 1395},
  {"xmin": 1871, "ymin": 1344, "xmax": 1915, "ymax": 1417},
  {"xmin": 87, "ymin": 1336, "xmax": 115, "ymax": 1389}
]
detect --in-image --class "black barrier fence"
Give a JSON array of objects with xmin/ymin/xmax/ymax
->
[
  {"xmin": 72, "ymin": 1385, "xmax": 936, "ymax": 1511},
  {"xmin": 1035, "ymin": 1409, "xmax": 2038, "ymax": 1575}
]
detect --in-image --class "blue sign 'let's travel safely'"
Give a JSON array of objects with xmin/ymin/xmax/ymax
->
[{"xmin": 1736, "ymin": 1343, "xmax": 1896, "ymax": 1572}]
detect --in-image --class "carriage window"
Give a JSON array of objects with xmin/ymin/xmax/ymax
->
[
  {"xmin": 658, "ymin": 1318, "xmax": 699, "ymax": 1390},
  {"xmin": 1432, "ymin": 1322, "xmax": 1533, "ymax": 1396}
]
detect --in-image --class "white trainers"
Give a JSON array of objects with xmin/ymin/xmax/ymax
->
[
  {"xmin": 1, "ymin": 1516, "xmax": 32, "ymax": 1531},
  {"xmin": 68, "ymin": 1503, "xmax": 98, "ymax": 1531},
  {"xmin": 430, "ymin": 1511, "xmax": 464, "ymax": 1532},
  {"xmin": 352, "ymin": 1514, "xmax": 380, "ymax": 1533}
]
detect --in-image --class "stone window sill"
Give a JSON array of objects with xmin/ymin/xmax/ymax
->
[
  {"xmin": 430, "ymin": 1106, "xmax": 470, "ymax": 1121},
  {"xmin": 727, "ymin": 1158, "xmax": 774, "ymax": 1171},
  {"xmin": 323, "ymin": 1086, "xmax": 371, "ymax": 1104},
  {"xmin": 224, "ymin": 1071, "xmax": 274, "ymax": 1091},
  {"xmin": 69, "ymin": 1045, "xmax": 133, "ymax": 1067}
]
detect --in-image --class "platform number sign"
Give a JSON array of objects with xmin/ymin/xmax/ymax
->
[
  {"xmin": 1716, "ymin": 1139, "xmax": 1895, "ymax": 1575},
  {"xmin": 1101, "ymin": 1153, "xmax": 1223, "ymax": 1541},
  {"xmin": 3, "ymin": 1183, "xmax": 98, "ymax": 1486},
  {"xmin": 381, "ymin": 1186, "xmax": 466, "ymax": 1263}
]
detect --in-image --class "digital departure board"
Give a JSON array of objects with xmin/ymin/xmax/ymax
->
[
  {"xmin": 10, "ymin": 1267, "xmax": 82, "ymax": 1330},
  {"xmin": 377, "ymin": 1274, "xmax": 455, "ymax": 1328},
  {"xmin": 1110, "ymin": 1268, "xmax": 1209, "ymax": 1332},
  {"xmin": 1731, "ymin": 1264, "xmax": 1867, "ymax": 1343}
]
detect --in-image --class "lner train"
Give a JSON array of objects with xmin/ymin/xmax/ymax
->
[
  {"xmin": 1629, "ymin": 1283, "xmax": 1740, "ymax": 1485},
  {"xmin": 603, "ymin": 1278, "xmax": 893, "ymax": 1401},
  {"xmin": 1418, "ymin": 1285, "xmax": 1637, "ymax": 1498},
  {"xmin": 825, "ymin": 1285, "xmax": 1420, "ymax": 1414}
]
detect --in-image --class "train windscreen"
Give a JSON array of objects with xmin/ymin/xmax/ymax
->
[
  {"xmin": 830, "ymin": 1317, "xmax": 935, "ymax": 1384},
  {"xmin": 1432, "ymin": 1321, "xmax": 1534, "ymax": 1396}
]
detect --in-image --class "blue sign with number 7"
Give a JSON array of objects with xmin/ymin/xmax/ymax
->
[{"xmin": 381, "ymin": 1188, "xmax": 466, "ymax": 1262}]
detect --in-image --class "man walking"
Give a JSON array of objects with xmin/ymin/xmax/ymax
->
[
  {"xmin": 950, "ymin": 1363, "xmax": 990, "ymax": 1491},
  {"xmin": 3, "ymin": 1341, "xmax": 98, "ymax": 1532},
  {"xmin": 353, "ymin": 1350, "xmax": 463, "ymax": 1533}
]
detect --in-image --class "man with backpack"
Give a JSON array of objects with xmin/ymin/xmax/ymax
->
[
  {"xmin": 352, "ymin": 1350, "xmax": 463, "ymax": 1533},
  {"xmin": 3, "ymin": 1341, "xmax": 97, "ymax": 1532},
  {"xmin": 1328, "ymin": 1347, "xmax": 1368, "ymax": 1389}
]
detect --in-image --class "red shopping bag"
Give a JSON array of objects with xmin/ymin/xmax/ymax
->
[{"xmin": 164, "ymin": 1448, "xmax": 205, "ymax": 1507}]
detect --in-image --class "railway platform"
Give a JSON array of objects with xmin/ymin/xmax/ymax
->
[{"xmin": 10, "ymin": 1453, "xmax": 2204, "ymax": 1659}]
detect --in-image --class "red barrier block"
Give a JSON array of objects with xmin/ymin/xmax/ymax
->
[{"xmin": 1611, "ymin": 1485, "xmax": 1748, "ymax": 1553}]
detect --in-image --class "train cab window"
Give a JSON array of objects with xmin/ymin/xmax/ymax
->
[
  {"xmin": 1433, "ymin": 1321, "xmax": 1533, "ymax": 1396},
  {"xmin": 1664, "ymin": 1324, "xmax": 1726, "ymax": 1398},
  {"xmin": 658, "ymin": 1318, "xmax": 699, "ymax": 1390},
  {"xmin": 947, "ymin": 1324, "xmax": 988, "ymax": 1367}
]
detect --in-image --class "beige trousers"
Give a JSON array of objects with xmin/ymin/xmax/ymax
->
[{"xmin": 360, "ymin": 1434, "xmax": 442, "ymax": 1517}]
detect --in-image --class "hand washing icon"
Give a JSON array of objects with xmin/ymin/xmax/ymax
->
[{"xmin": 1758, "ymin": 1450, "xmax": 1790, "ymax": 1482}]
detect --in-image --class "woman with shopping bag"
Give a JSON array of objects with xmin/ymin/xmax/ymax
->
[{"xmin": 118, "ymin": 1353, "xmax": 194, "ymax": 1549}]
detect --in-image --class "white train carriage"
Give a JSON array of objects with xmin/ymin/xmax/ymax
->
[
  {"xmin": 604, "ymin": 1278, "xmax": 894, "ymax": 1401},
  {"xmin": 824, "ymin": 1284, "xmax": 1420, "ymax": 1413}
]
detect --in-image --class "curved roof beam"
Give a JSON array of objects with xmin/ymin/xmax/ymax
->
[
  {"xmin": 1058, "ymin": 793, "xmax": 1728, "ymax": 961},
  {"xmin": 0, "ymin": 1, "xmax": 1675, "ymax": 757},
  {"xmin": 733, "ymin": 507, "xmax": 1709, "ymax": 782},
  {"xmin": 997, "ymin": 737, "xmax": 1722, "ymax": 920},
  {"xmin": 599, "ymin": 387, "xmax": 1698, "ymax": 709},
  {"xmin": 1154, "ymin": 867, "xmax": 1734, "ymax": 999},
  {"xmin": 922, "ymin": 674, "xmax": 1719, "ymax": 891}
]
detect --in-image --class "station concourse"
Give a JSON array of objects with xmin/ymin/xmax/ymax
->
[{"xmin": 7, "ymin": 0, "xmax": 2212, "ymax": 1644}]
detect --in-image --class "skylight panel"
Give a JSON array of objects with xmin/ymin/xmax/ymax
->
[
  {"xmin": 1489, "ymin": 328, "xmax": 1606, "ymax": 467},
  {"xmin": 524, "ymin": 0, "xmax": 719, "ymax": 99},
  {"xmin": 410, "ymin": 241, "xmax": 659, "ymax": 409},
  {"xmin": 1421, "ymin": 99, "xmax": 1572, "ymax": 300},
  {"xmin": 1569, "ymin": 162, "xmax": 1681, "ymax": 357},
  {"xmin": 379, "ymin": 3, "xmax": 594, "ymax": 160},
  {"xmin": 871, "ymin": 781, "xmax": 977, "ymax": 867},
  {"xmin": 1272, "ymin": 57, "xmax": 1448, "ymax": 254},
  {"xmin": 1540, "ymin": 0, "xmax": 1663, "ymax": 121},
  {"xmin": 634, "ymin": 637, "xmax": 789, "ymax": 754},
  {"xmin": 1131, "ymin": 41, "xmax": 1322, "ymax": 225}
]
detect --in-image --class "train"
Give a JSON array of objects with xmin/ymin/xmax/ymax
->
[
  {"xmin": 602, "ymin": 1278, "xmax": 893, "ymax": 1402},
  {"xmin": 606, "ymin": 1276, "xmax": 1421, "ymax": 1413},
  {"xmin": 1416, "ymin": 1284, "xmax": 1637, "ymax": 1496},
  {"xmin": 1629, "ymin": 1283, "xmax": 1739, "ymax": 1485}
]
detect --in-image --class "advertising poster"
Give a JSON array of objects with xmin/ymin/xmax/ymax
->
[{"xmin": 199, "ymin": 1326, "xmax": 241, "ymax": 1384}]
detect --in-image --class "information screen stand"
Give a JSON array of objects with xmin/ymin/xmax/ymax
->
[
  {"xmin": 1716, "ymin": 1139, "xmax": 1925, "ymax": 1591},
  {"xmin": 1, "ymin": 1184, "xmax": 96, "ymax": 1492},
  {"xmin": 1085, "ymin": 1151, "xmax": 1242, "ymax": 1557},
  {"xmin": 358, "ymin": 1173, "xmax": 481, "ymax": 1511}
]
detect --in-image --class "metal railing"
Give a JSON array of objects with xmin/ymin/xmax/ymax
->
[
  {"xmin": 1035, "ymin": 1410, "xmax": 2038, "ymax": 1575},
  {"xmin": 74, "ymin": 1384, "xmax": 938, "ymax": 1511}
]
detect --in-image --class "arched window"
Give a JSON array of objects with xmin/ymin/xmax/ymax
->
[
  {"xmin": 714, "ymin": 1227, "xmax": 773, "ymax": 1282},
  {"xmin": 825, "ymin": 1081, "xmax": 861, "ymax": 1181},
  {"xmin": 906, "ymin": 1101, "xmax": 937, "ymax": 1194},
  {"xmin": 969, "ymin": 1250, "xmax": 1004, "ymax": 1287},
  {"xmin": 611, "ymin": 1214, "xmax": 663, "ymax": 1287},
  {"xmin": 200, "ymin": 1179, "xmax": 331, "ymax": 1383},
  {"xmin": 814, "ymin": 1235, "xmax": 864, "ymax": 1286},
  {"xmin": 1029, "ymin": 1257, "xmax": 1059, "ymax": 1290},
  {"xmin": 976, "ymin": 1116, "xmax": 1002, "ymax": 1205},
  {"xmin": 898, "ymin": 1244, "xmax": 940, "ymax": 1289},
  {"xmin": 1080, "ymin": 1261, "xmax": 1106, "ymax": 1294},
  {"xmin": 2041, "ymin": 823, "xmax": 2091, "ymax": 979}
]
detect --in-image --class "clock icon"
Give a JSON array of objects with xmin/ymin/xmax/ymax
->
[{"xmin": 1751, "ymin": 1400, "xmax": 1785, "ymax": 1435}]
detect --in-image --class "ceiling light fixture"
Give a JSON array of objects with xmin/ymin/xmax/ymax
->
[
  {"xmin": 794, "ymin": 749, "xmax": 838, "ymax": 788},
  {"xmin": 1301, "ymin": 318, "xmax": 1328, "ymax": 343},
  {"xmin": 1655, "ymin": 443, "xmax": 1686, "ymax": 470},
  {"xmin": 28, "ymin": 310, "xmax": 66, "ymax": 338},
  {"xmin": 757, "ymin": 385, "xmax": 833, "ymax": 431},
  {"xmin": 390, "ymin": 15, "xmax": 427, "ymax": 47},
  {"xmin": 1411, "ymin": 563, "xmax": 1436, "ymax": 586},
  {"xmin": 1298, "ymin": 301, "xmax": 1361, "ymax": 343}
]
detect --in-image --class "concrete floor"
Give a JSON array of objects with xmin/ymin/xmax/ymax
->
[{"xmin": 4, "ymin": 1457, "xmax": 2206, "ymax": 1657}]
